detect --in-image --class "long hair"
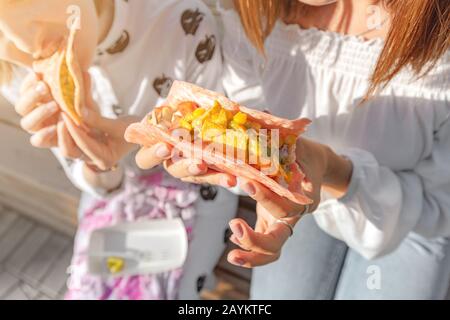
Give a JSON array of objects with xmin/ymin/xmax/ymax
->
[{"xmin": 233, "ymin": 0, "xmax": 450, "ymax": 98}]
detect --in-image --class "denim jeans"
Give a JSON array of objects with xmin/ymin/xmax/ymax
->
[{"xmin": 251, "ymin": 215, "xmax": 450, "ymax": 300}]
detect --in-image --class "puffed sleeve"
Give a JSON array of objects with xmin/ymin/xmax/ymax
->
[{"xmin": 314, "ymin": 109, "xmax": 450, "ymax": 259}]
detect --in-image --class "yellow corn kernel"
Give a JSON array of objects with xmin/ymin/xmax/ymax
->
[
  {"xmin": 192, "ymin": 117, "xmax": 204, "ymax": 130},
  {"xmin": 180, "ymin": 119, "xmax": 193, "ymax": 131},
  {"xmin": 230, "ymin": 121, "xmax": 246, "ymax": 132},
  {"xmin": 202, "ymin": 121, "xmax": 226, "ymax": 141},
  {"xmin": 183, "ymin": 112, "xmax": 194, "ymax": 123},
  {"xmin": 233, "ymin": 112, "xmax": 248, "ymax": 125},
  {"xmin": 211, "ymin": 100, "xmax": 222, "ymax": 114},
  {"xmin": 193, "ymin": 108, "xmax": 206, "ymax": 118},
  {"xmin": 212, "ymin": 109, "xmax": 228, "ymax": 127},
  {"xmin": 107, "ymin": 257, "xmax": 125, "ymax": 274}
]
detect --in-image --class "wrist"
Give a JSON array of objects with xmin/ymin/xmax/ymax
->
[
  {"xmin": 322, "ymin": 147, "xmax": 353, "ymax": 198},
  {"xmin": 82, "ymin": 162, "xmax": 124, "ymax": 193}
]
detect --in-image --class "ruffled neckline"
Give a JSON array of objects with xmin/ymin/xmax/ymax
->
[
  {"xmin": 218, "ymin": 1, "xmax": 449, "ymax": 91},
  {"xmin": 277, "ymin": 21, "xmax": 385, "ymax": 48}
]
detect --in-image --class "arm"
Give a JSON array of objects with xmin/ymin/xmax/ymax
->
[
  {"xmin": 226, "ymin": 137, "xmax": 353, "ymax": 268},
  {"xmin": 230, "ymin": 110, "xmax": 450, "ymax": 266},
  {"xmin": 315, "ymin": 113, "xmax": 450, "ymax": 259}
]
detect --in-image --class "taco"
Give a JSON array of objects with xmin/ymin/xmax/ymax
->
[
  {"xmin": 33, "ymin": 23, "xmax": 84, "ymax": 126},
  {"xmin": 125, "ymin": 81, "xmax": 312, "ymax": 205}
]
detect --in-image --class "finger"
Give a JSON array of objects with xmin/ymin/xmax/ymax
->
[
  {"xmin": 20, "ymin": 101, "xmax": 59, "ymax": 133},
  {"xmin": 229, "ymin": 234, "xmax": 246, "ymax": 249},
  {"xmin": 229, "ymin": 218, "xmax": 290, "ymax": 255},
  {"xmin": 30, "ymin": 125, "xmax": 58, "ymax": 148},
  {"xmin": 180, "ymin": 169, "xmax": 237, "ymax": 188},
  {"xmin": 19, "ymin": 72, "xmax": 40, "ymax": 95},
  {"xmin": 135, "ymin": 143, "xmax": 172, "ymax": 170},
  {"xmin": 15, "ymin": 81, "xmax": 52, "ymax": 116},
  {"xmin": 164, "ymin": 158, "xmax": 208, "ymax": 179},
  {"xmin": 227, "ymin": 249, "xmax": 280, "ymax": 268},
  {"xmin": 57, "ymin": 121, "xmax": 83, "ymax": 159},
  {"xmin": 239, "ymin": 178, "xmax": 304, "ymax": 218}
]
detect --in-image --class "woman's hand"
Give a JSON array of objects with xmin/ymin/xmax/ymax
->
[
  {"xmin": 134, "ymin": 131, "xmax": 353, "ymax": 268},
  {"xmin": 15, "ymin": 71, "xmax": 138, "ymax": 171},
  {"xmin": 15, "ymin": 72, "xmax": 62, "ymax": 149},
  {"xmin": 223, "ymin": 140, "xmax": 323, "ymax": 269},
  {"xmin": 135, "ymin": 144, "xmax": 237, "ymax": 188},
  {"xmin": 226, "ymin": 138, "xmax": 353, "ymax": 268},
  {"xmin": 15, "ymin": 72, "xmax": 87, "ymax": 160},
  {"xmin": 62, "ymin": 109, "xmax": 138, "ymax": 171},
  {"xmin": 143, "ymin": 136, "xmax": 353, "ymax": 268},
  {"xmin": 227, "ymin": 202, "xmax": 301, "ymax": 268}
]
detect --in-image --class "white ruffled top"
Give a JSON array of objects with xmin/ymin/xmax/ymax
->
[{"xmin": 220, "ymin": 7, "xmax": 450, "ymax": 259}]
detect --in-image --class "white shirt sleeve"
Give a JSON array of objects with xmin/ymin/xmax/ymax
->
[
  {"xmin": 52, "ymin": 151, "xmax": 124, "ymax": 199},
  {"xmin": 314, "ymin": 113, "xmax": 450, "ymax": 259}
]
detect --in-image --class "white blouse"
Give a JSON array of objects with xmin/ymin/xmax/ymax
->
[{"xmin": 220, "ymin": 8, "xmax": 450, "ymax": 259}]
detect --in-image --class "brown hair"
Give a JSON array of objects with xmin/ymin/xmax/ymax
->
[{"xmin": 233, "ymin": 0, "xmax": 450, "ymax": 98}]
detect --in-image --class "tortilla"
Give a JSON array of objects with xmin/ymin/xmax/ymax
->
[
  {"xmin": 125, "ymin": 81, "xmax": 312, "ymax": 205},
  {"xmin": 33, "ymin": 23, "xmax": 84, "ymax": 125}
]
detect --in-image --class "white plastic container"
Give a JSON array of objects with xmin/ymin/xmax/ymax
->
[{"xmin": 87, "ymin": 218, "xmax": 188, "ymax": 277}]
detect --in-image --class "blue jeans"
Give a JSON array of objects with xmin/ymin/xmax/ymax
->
[{"xmin": 251, "ymin": 215, "xmax": 450, "ymax": 300}]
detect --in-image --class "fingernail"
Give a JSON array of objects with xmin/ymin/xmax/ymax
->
[
  {"xmin": 156, "ymin": 144, "xmax": 170, "ymax": 158},
  {"xmin": 232, "ymin": 258, "xmax": 245, "ymax": 266},
  {"xmin": 241, "ymin": 182, "xmax": 256, "ymax": 196},
  {"xmin": 229, "ymin": 222, "xmax": 243, "ymax": 239},
  {"xmin": 36, "ymin": 82, "xmax": 47, "ymax": 95}
]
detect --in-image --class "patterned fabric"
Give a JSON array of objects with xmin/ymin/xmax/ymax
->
[{"xmin": 65, "ymin": 170, "xmax": 199, "ymax": 300}]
